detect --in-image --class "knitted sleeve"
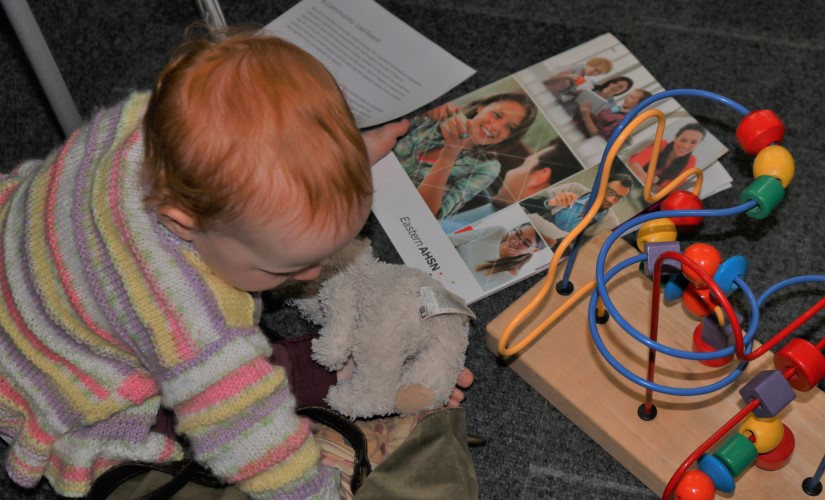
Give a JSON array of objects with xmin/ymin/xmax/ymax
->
[
  {"xmin": 0, "ymin": 93, "xmax": 338, "ymax": 499},
  {"xmin": 93, "ymin": 107, "xmax": 339, "ymax": 498},
  {"xmin": 154, "ymin": 261, "xmax": 340, "ymax": 500}
]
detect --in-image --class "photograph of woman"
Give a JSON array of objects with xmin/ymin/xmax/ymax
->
[
  {"xmin": 439, "ymin": 139, "xmax": 581, "ymax": 234},
  {"xmin": 393, "ymin": 91, "xmax": 538, "ymax": 219},
  {"xmin": 574, "ymin": 88, "xmax": 652, "ymax": 141},
  {"xmin": 551, "ymin": 75, "xmax": 634, "ymax": 117},
  {"xmin": 627, "ymin": 122, "xmax": 706, "ymax": 191},
  {"xmin": 449, "ymin": 222, "xmax": 546, "ymax": 291}
]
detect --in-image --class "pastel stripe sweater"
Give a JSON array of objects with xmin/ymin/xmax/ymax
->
[{"xmin": 0, "ymin": 93, "xmax": 338, "ymax": 498}]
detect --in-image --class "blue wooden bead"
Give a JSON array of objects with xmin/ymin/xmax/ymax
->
[
  {"xmin": 700, "ymin": 312, "xmax": 743, "ymax": 350},
  {"xmin": 712, "ymin": 256, "xmax": 749, "ymax": 295},
  {"xmin": 740, "ymin": 175, "xmax": 785, "ymax": 220},
  {"xmin": 698, "ymin": 454, "xmax": 736, "ymax": 493},
  {"xmin": 644, "ymin": 241, "xmax": 681, "ymax": 276},
  {"xmin": 664, "ymin": 273, "xmax": 689, "ymax": 302},
  {"xmin": 739, "ymin": 370, "xmax": 796, "ymax": 418}
]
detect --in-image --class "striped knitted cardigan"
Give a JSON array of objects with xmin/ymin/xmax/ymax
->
[{"xmin": 0, "ymin": 93, "xmax": 337, "ymax": 498}]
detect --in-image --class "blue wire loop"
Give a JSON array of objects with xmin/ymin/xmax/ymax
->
[
  {"xmin": 588, "ymin": 204, "xmax": 756, "ymax": 396},
  {"xmin": 560, "ymin": 89, "xmax": 750, "ymax": 288},
  {"xmin": 589, "ymin": 202, "xmax": 825, "ymax": 395},
  {"xmin": 544, "ymin": 88, "xmax": 825, "ymax": 396}
]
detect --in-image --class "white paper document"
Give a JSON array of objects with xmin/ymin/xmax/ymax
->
[
  {"xmin": 372, "ymin": 33, "xmax": 735, "ymax": 303},
  {"xmin": 263, "ymin": 0, "xmax": 475, "ymax": 128}
]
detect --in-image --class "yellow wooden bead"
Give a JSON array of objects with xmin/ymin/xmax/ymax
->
[
  {"xmin": 753, "ymin": 145, "xmax": 794, "ymax": 188},
  {"xmin": 636, "ymin": 218, "xmax": 677, "ymax": 252},
  {"xmin": 738, "ymin": 414, "xmax": 784, "ymax": 454}
]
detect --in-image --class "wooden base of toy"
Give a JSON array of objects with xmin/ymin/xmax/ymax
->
[{"xmin": 486, "ymin": 232, "xmax": 825, "ymax": 498}]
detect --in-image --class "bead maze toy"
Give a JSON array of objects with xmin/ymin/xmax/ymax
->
[{"xmin": 485, "ymin": 89, "xmax": 825, "ymax": 499}]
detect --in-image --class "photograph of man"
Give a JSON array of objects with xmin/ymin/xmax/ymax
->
[{"xmin": 520, "ymin": 173, "xmax": 633, "ymax": 248}]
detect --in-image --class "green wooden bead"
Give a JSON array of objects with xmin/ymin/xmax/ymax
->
[
  {"xmin": 714, "ymin": 433, "xmax": 758, "ymax": 477},
  {"xmin": 740, "ymin": 175, "xmax": 785, "ymax": 220}
]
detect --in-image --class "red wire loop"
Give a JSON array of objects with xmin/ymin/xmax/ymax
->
[{"xmin": 648, "ymin": 252, "xmax": 825, "ymax": 499}]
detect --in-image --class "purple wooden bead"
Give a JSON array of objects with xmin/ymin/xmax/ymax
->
[
  {"xmin": 739, "ymin": 370, "xmax": 796, "ymax": 418},
  {"xmin": 700, "ymin": 312, "xmax": 744, "ymax": 350},
  {"xmin": 644, "ymin": 241, "xmax": 682, "ymax": 276}
]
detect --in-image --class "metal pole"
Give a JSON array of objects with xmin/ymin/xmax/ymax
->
[
  {"xmin": 193, "ymin": 0, "xmax": 227, "ymax": 31},
  {"xmin": 1, "ymin": 0, "xmax": 83, "ymax": 136}
]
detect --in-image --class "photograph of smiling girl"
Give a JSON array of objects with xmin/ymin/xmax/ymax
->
[
  {"xmin": 392, "ymin": 75, "xmax": 563, "ymax": 222},
  {"xmin": 448, "ymin": 208, "xmax": 550, "ymax": 292},
  {"xmin": 623, "ymin": 117, "xmax": 725, "ymax": 195}
]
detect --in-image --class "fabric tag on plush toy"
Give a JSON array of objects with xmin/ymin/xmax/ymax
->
[{"xmin": 417, "ymin": 286, "xmax": 476, "ymax": 320}]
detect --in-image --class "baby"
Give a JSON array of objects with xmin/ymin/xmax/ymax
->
[
  {"xmin": 544, "ymin": 56, "xmax": 614, "ymax": 96},
  {"xmin": 0, "ymin": 29, "xmax": 465, "ymax": 498}
]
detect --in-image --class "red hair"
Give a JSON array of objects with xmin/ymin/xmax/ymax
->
[{"xmin": 143, "ymin": 29, "xmax": 370, "ymax": 229}]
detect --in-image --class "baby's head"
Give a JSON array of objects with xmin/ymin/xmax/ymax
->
[
  {"xmin": 583, "ymin": 57, "xmax": 613, "ymax": 76},
  {"xmin": 620, "ymin": 89, "xmax": 652, "ymax": 112},
  {"xmin": 143, "ymin": 30, "xmax": 371, "ymax": 292}
]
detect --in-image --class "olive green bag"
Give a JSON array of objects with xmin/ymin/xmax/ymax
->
[
  {"xmin": 90, "ymin": 407, "xmax": 478, "ymax": 500},
  {"xmin": 351, "ymin": 408, "xmax": 479, "ymax": 500}
]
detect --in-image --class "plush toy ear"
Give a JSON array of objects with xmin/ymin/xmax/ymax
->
[{"xmin": 310, "ymin": 273, "xmax": 360, "ymax": 371}]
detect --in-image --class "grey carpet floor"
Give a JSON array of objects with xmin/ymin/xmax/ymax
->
[{"xmin": 1, "ymin": 1, "xmax": 823, "ymax": 498}]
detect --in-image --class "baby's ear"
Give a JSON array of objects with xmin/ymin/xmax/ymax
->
[{"xmin": 157, "ymin": 205, "xmax": 197, "ymax": 241}]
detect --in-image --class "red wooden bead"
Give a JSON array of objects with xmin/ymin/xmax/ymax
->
[
  {"xmin": 684, "ymin": 284, "xmax": 718, "ymax": 318},
  {"xmin": 661, "ymin": 190, "xmax": 704, "ymax": 233},
  {"xmin": 682, "ymin": 243, "xmax": 722, "ymax": 287},
  {"xmin": 736, "ymin": 109, "xmax": 785, "ymax": 155},
  {"xmin": 693, "ymin": 323, "xmax": 733, "ymax": 367},
  {"xmin": 755, "ymin": 424, "xmax": 795, "ymax": 471},
  {"xmin": 773, "ymin": 338, "xmax": 825, "ymax": 392},
  {"xmin": 674, "ymin": 470, "xmax": 716, "ymax": 500}
]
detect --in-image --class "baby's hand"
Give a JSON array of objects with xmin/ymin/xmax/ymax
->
[
  {"xmin": 363, "ymin": 119, "xmax": 410, "ymax": 166},
  {"xmin": 579, "ymin": 101, "xmax": 592, "ymax": 114},
  {"xmin": 446, "ymin": 367, "xmax": 474, "ymax": 408}
]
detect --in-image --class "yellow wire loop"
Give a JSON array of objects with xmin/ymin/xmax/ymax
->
[
  {"xmin": 714, "ymin": 305, "xmax": 725, "ymax": 326},
  {"xmin": 499, "ymin": 109, "xmax": 669, "ymax": 357},
  {"xmin": 640, "ymin": 117, "xmax": 704, "ymax": 203}
]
